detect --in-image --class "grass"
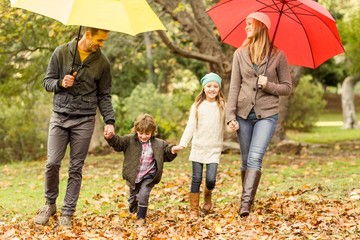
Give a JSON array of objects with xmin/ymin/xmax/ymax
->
[
  {"xmin": 1, "ymin": 111, "xmax": 360, "ymax": 239},
  {"xmin": 318, "ymin": 110, "xmax": 360, "ymax": 122},
  {"xmin": 287, "ymin": 126, "xmax": 360, "ymax": 143},
  {"xmin": 286, "ymin": 110, "xmax": 360, "ymax": 143},
  {"xmin": 1, "ymin": 137, "xmax": 359, "ymax": 222}
]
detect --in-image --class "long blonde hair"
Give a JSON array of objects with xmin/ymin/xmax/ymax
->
[
  {"xmin": 194, "ymin": 88, "xmax": 225, "ymax": 126},
  {"xmin": 242, "ymin": 19, "xmax": 272, "ymax": 65}
]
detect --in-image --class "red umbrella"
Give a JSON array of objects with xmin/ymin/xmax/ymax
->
[{"xmin": 207, "ymin": 0, "xmax": 345, "ymax": 69}]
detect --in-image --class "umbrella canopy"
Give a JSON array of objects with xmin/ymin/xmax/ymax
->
[
  {"xmin": 207, "ymin": 0, "xmax": 345, "ymax": 69},
  {"xmin": 11, "ymin": 0, "xmax": 166, "ymax": 73},
  {"xmin": 10, "ymin": 0, "xmax": 166, "ymax": 36}
]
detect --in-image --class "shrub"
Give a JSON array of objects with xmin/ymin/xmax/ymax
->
[
  {"xmin": 285, "ymin": 75, "xmax": 326, "ymax": 131},
  {"xmin": 115, "ymin": 82, "xmax": 190, "ymax": 140},
  {"xmin": 0, "ymin": 96, "xmax": 48, "ymax": 163}
]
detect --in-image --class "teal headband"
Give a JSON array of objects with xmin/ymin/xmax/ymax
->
[{"xmin": 200, "ymin": 72, "xmax": 222, "ymax": 88}]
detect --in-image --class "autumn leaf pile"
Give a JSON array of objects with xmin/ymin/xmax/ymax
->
[{"xmin": 1, "ymin": 142, "xmax": 360, "ymax": 239}]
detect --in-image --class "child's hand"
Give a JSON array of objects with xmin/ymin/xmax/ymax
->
[
  {"xmin": 228, "ymin": 119, "xmax": 239, "ymax": 131},
  {"xmin": 171, "ymin": 145, "xmax": 184, "ymax": 154}
]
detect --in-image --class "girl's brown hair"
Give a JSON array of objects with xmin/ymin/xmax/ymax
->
[{"xmin": 131, "ymin": 113, "xmax": 158, "ymax": 136}]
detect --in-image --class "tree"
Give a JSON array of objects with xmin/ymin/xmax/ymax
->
[
  {"xmin": 338, "ymin": 8, "xmax": 360, "ymax": 129},
  {"xmin": 0, "ymin": 1, "xmax": 75, "ymax": 162},
  {"xmin": 319, "ymin": 0, "xmax": 360, "ymax": 129}
]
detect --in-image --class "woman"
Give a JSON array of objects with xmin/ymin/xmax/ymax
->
[{"xmin": 226, "ymin": 12, "xmax": 292, "ymax": 217}]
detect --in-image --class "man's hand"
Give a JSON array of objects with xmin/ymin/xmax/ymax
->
[
  {"xmin": 62, "ymin": 72, "xmax": 77, "ymax": 88},
  {"xmin": 104, "ymin": 124, "xmax": 115, "ymax": 139}
]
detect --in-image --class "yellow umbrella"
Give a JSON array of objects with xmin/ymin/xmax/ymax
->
[
  {"xmin": 10, "ymin": 0, "xmax": 166, "ymax": 36},
  {"xmin": 11, "ymin": 0, "xmax": 166, "ymax": 73}
]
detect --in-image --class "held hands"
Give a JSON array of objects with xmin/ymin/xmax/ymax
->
[
  {"xmin": 62, "ymin": 72, "xmax": 77, "ymax": 88},
  {"xmin": 257, "ymin": 75, "xmax": 268, "ymax": 89},
  {"xmin": 228, "ymin": 119, "xmax": 239, "ymax": 131},
  {"xmin": 104, "ymin": 124, "xmax": 115, "ymax": 139},
  {"xmin": 171, "ymin": 145, "xmax": 185, "ymax": 154}
]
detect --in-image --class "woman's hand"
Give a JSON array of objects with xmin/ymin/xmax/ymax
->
[
  {"xmin": 228, "ymin": 119, "xmax": 239, "ymax": 131},
  {"xmin": 258, "ymin": 75, "xmax": 268, "ymax": 89},
  {"xmin": 171, "ymin": 145, "xmax": 184, "ymax": 154}
]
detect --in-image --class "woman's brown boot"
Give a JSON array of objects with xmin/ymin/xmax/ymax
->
[{"xmin": 239, "ymin": 169, "xmax": 261, "ymax": 217}]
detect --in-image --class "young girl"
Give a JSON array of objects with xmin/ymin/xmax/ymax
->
[
  {"xmin": 173, "ymin": 72, "xmax": 225, "ymax": 219},
  {"xmin": 104, "ymin": 113, "xmax": 177, "ymax": 226}
]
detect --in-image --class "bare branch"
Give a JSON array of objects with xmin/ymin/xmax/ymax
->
[{"xmin": 156, "ymin": 30, "xmax": 221, "ymax": 64}]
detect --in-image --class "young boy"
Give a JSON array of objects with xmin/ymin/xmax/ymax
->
[{"xmin": 104, "ymin": 113, "xmax": 177, "ymax": 225}]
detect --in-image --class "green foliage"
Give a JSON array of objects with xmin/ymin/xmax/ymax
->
[
  {"xmin": 104, "ymin": 31, "xmax": 206, "ymax": 101},
  {"xmin": 0, "ymin": 1, "xmax": 76, "ymax": 163},
  {"xmin": 103, "ymin": 33, "xmax": 150, "ymax": 99},
  {"xmin": 285, "ymin": 75, "xmax": 326, "ymax": 131},
  {"xmin": 115, "ymin": 82, "xmax": 186, "ymax": 139},
  {"xmin": 305, "ymin": 58, "xmax": 345, "ymax": 89},
  {"xmin": 338, "ymin": 8, "xmax": 360, "ymax": 75},
  {"xmin": 0, "ymin": 95, "xmax": 48, "ymax": 163}
]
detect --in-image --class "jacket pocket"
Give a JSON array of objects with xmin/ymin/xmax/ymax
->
[
  {"xmin": 81, "ymin": 96, "xmax": 97, "ymax": 110},
  {"xmin": 54, "ymin": 93, "xmax": 71, "ymax": 110}
]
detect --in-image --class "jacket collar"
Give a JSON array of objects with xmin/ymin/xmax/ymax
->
[{"xmin": 68, "ymin": 39, "xmax": 102, "ymax": 66}]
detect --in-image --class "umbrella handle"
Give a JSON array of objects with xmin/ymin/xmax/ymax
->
[
  {"xmin": 70, "ymin": 26, "xmax": 82, "ymax": 74},
  {"xmin": 258, "ymin": 42, "xmax": 274, "ymax": 89},
  {"xmin": 259, "ymin": 2, "xmax": 285, "ymax": 89}
]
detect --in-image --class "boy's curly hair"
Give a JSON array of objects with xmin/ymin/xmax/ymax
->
[{"xmin": 131, "ymin": 113, "xmax": 158, "ymax": 136}]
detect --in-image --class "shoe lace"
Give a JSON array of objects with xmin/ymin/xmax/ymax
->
[
  {"xmin": 37, "ymin": 205, "xmax": 52, "ymax": 215},
  {"xmin": 60, "ymin": 216, "xmax": 71, "ymax": 225}
]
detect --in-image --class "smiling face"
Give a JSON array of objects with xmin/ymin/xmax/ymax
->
[
  {"xmin": 203, "ymin": 81, "xmax": 220, "ymax": 102},
  {"xmin": 84, "ymin": 30, "xmax": 109, "ymax": 53},
  {"xmin": 136, "ymin": 131, "xmax": 152, "ymax": 143},
  {"xmin": 245, "ymin": 18, "xmax": 255, "ymax": 39}
]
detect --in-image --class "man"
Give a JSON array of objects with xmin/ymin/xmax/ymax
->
[{"xmin": 34, "ymin": 27, "xmax": 115, "ymax": 227}]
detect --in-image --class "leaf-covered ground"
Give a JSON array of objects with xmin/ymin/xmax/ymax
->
[{"xmin": 1, "ymin": 141, "xmax": 360, "ymax": 239}]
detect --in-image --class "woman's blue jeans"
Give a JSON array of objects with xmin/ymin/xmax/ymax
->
[
  {"xmin": 236, "ymin": 113, "xmax": 278, "ymax": 171},
  {"xmin": 190, "ymin": 162, "xmax": 218, "ymax": 193}
]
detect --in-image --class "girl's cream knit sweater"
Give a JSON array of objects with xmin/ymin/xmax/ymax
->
[{"xmin": 179, "ymin": 100, "xmax": 224, "ymax": 164}]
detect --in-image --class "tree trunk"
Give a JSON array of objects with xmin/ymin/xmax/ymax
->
[
  {"xmin": 144, "ymin": 32, "xmax": 155, "ymax": 84},
  {"xmin": 341, "ymin": 75, "xmax": 360, "ymax": 129},
  {"xmin": 89, "ymin": 108, "xmax": 108, "ymax": 153},
  {"xmin": 272, "ymin": 66, "xmax": 304, "ymax": 143}
]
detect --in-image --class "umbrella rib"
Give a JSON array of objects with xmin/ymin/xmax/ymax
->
[
  {"xmin": 221, "ymin": 0, "xmax": 281, "ymax": 43},
  {"xmin": 207, "ymin": 0, "xmax": 344, "ymax": 69},
  {"xmin": 283, "ymin": 2, "xmax": 316, "ymax": 68},
  {"xmin": 284, "ymin": 1, "xmax": 343, "ymax": 67},
  {"xmin": 255, "ymin": 0, "xmax": 282, "ymax": 14}
]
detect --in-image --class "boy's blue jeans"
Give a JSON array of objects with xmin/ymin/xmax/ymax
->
[
  {"xmin": 236, "ymin": 113, "xmax": 278, "ymax": 171},
  {"xmin": 190, "ymin": 162, "xmax": 218, "ymax": 193}
]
